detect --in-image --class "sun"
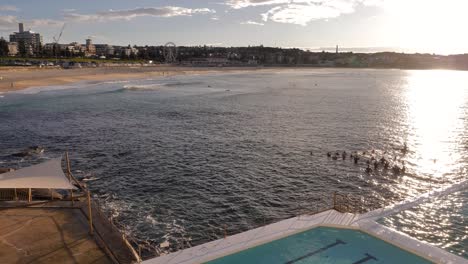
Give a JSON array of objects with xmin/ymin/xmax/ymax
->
[{"xmin": 382, "ymin": 0, "xmax": 468, "ymax": 54}]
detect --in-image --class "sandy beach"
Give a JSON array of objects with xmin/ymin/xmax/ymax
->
[{"xmin": 0, "ymin": 66, "xmax": 265, "ymax": 93}]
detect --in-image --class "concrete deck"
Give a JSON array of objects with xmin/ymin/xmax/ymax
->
[
  {"xmin": 0, "ymin": 207, "xmax": 112, "ymax": 264},
  {"xmin": 144, "ymin": 210, "xmax": 467, "ymax": 264}
]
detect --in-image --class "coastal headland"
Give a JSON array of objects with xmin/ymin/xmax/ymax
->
[{"xmin": 0, "ymin": 66, "xmax": 269, "ymax": 93}]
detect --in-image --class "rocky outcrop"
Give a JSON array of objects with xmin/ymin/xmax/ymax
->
[{"xmin": 12, "ymin": 146, "xmax": 45, "ymax": 157}]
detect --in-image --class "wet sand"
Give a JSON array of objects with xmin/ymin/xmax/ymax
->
[{"xmin": 0, "ymin": 66, "xmax": 265, "ymax": 93}]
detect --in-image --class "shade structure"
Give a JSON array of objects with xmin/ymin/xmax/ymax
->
[{"xmin": 0, "ymin": 158, "xmax": 77, "ymax": 189}]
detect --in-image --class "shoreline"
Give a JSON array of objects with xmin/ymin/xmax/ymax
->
[
  {"xmin": 0, "ymin": 66, "xmax": 271, "ymax": 93},
  {"xmin": 2, "ymin": 66, "xmax": 463, "ymax": 94}
]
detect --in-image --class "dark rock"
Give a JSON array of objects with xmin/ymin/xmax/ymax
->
[{"xmin": 0, "ymin": 168, "xmax": 14, "ymax": 174}]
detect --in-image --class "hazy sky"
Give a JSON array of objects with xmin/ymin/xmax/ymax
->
[{"xmin": 1, "ymin": 0, "xmax": 467, "ymax": 54}]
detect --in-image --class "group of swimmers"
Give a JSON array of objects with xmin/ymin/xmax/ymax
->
[{"xmin": 326, "ymin": 149, "xmax": 407, "ymax": 175}]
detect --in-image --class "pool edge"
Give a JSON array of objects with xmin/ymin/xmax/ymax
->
[{"xmin": 142, "ymin": 210, "xmax": 467, "ymax": 264}]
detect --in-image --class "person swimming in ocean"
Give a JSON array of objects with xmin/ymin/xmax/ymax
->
[
  {"xmin": 342, "ymin": 151, "xmax": 347, "ymax": 160},
  {"xmin": 327, "ymin": 152, "xmax": 332, "ymax": 158},
  {"xmin": 402, "ymin": 142, "xmax": 408, "ymax": 154},
  {"xmin": 353, "ymin": 155, "xmax": 359, "ymax": 164},
  {"xmin": 383, "ymin": 161, "xmax": 389, "ymax": 170},
  {"xmin": 365, "ymin": 165, "xmax": 372, "ymax": 174}
]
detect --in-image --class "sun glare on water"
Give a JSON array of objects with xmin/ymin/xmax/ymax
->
[{"xmin": 404, "ymin": 70, "xmax": 468, "ymax": 181}]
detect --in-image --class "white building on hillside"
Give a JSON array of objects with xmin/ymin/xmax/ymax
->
[{"xmin": 9, "ymin": 23, "xmax": 42, "ymax": 55}]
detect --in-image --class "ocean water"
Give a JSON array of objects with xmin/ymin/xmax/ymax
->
[{"xmin": 0, "ymin": 68, "xmax": 466, "ymax": 258}]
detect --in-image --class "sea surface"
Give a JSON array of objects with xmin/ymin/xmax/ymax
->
[{"xmin": 0, "ymin": 68, "xmax": 466, "ymax": 258}]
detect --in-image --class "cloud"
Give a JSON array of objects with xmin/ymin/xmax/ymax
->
[
  {"xmin": 0, "ymin": 16, "xmax": 62, "ymax": 31},
  {"xmin": 241, "ymin": 20, "xmax": 265, "ymax": 25},
  {"xmin": 227, "ymin": 0, "xmax": 290, "ymax": 9},
  {"xmin": 206, "ymin": 42, "xmax": 223, "ymax": 46},
  {"xmin": 0, "ymin": 15, "xmax": 17, "ymax": 30},
  {"xmin": 227, "ymin": 0, "xmax": 382, "ymax": 9},
  {"xmin": 0, "ymin": 5, "xmax": 18, "ymax": 12},
  {"xmin": 28, "ymin": 19, "xmax": 63, "ymax": 28},
  {"xmin": 64, "ymin": 6, "xmax": 216, "ymax": 22},
  {"xmin": 360, "ymin": 0, "xmax": 385, "ymax": 6},
  {"xmin": 262, "ymin": 1, "xmax": 356, "ymax": 26},
  {"xmin": 227, "ymin": 0, "xmax": 385, "ymax": 25}
]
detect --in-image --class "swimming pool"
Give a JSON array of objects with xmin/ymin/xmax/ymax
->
[{"xmin": 205, "ymin": 227, "xmax": 431, "ymax": 264}]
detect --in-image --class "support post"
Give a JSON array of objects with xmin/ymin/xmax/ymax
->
[
  {"xmin": 14, "ymin": 188, "xmax": 17, "ymax": 201},
  {"xmin": 28, "ymin": 188, "xmax": 32, "ymax": 203},
  {"xmin": 346, "ymin": 194, "xmax": 350, "ymax": 212},
  {"xmin": 66, "ymin": 151, "xmax": 79, "ymax": 199},
  {"xmin": 64, "ymin": 152, "xmax": 85, "ymax": 191},
  {"xmin": 65, "ymin": 151, "xmax": 72, "ymax": 181},
  {"xmin": 333, "ymin": 191, "xmax": 337, "ymax": 209},
  {"xmin": 87, "ymin": 190, "xmax": 94, "ymax": 235}
]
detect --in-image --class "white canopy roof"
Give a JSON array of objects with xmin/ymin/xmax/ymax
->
[{"xmin": 0, "ymin": 158, "xmax": 77, "ymax": 189}]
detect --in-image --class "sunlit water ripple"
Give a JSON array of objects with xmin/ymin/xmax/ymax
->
[{"xmin": 0, "ymin": 68, "xmax": 466, "ymax": 258}]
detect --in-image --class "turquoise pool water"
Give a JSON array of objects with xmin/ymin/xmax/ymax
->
[{"xmin": 206, "ymin": 227, "xmax": 431, "ymax": 264}]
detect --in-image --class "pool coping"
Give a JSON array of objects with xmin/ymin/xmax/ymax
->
[{"xmin": 142, "ymin": 209, "xmax": 467, "ymax": 264}]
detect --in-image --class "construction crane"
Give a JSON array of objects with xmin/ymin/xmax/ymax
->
[
  {"xmin": 52, "ymin": 23, "xmax": 65, "ymax": 62},
  {"xmin": 53, "ymin": 23, "xmax": 66, "ymax": 44}
]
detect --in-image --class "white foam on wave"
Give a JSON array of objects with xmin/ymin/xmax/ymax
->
[
  {"xmin": 96, "ymin": 193, "xmax": 128, "ymax": 219},
  {"xmin": 145, "ymin": 215, "xmax": 159, "ymax": 226},
  {"xmin": 10, "ymin": 83, "xmax": 89, "ymax": 95},
  {"xmin": 101, "ymin": 80, "xmax": 130, "ymax": 84},
  {"xmin": 82, "ymin": 176, "xmax": 99, "ymax": 182},
  {"xmin": 159, "ymin": 219, "xmax": 192, "ymax": 251},
  {"xmin": 123, "ymin": 80, "xmax": 206, "ymax": 91},
  {"xmin": 7, "ymin": 78, "xmax": 134, "ymax": 95},
  {"xmin": 123, "ymin": 84, "xmax": 163, "ymax": 91}
]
